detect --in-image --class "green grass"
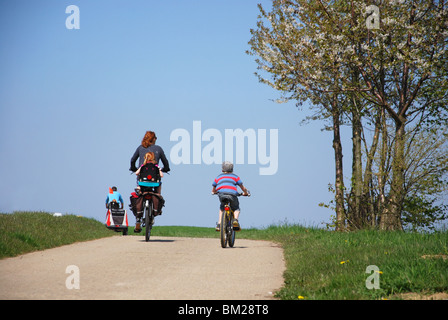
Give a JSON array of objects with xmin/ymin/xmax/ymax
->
[
  {"xmin": 128, "ymin": 224, "xmax": 266, "ymax": 239},
  {"xmin": 1, "ymin": 212, "xmax": 447, "ymax": 300},
  {"xmin": 248, "ymin": 224, "xmax": 448, "ymax": 300},
  {"xmin": 130, "ymin": 225, "xmax": 219, "ymax": 238},
  {"xmin": 0, "ymin": 211, "xmax": 114, "ymax": 259}
]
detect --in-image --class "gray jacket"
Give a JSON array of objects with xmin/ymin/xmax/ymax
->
[{"xmin": 130, "ymin": 144, "xmax": 170, "ymax": 173}]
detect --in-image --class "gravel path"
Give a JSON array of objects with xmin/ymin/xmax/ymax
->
[{"xmin": 0, "ymin": 236, "xmax": 285, "ymax": 300}]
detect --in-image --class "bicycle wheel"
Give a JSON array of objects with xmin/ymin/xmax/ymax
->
[
  {"xmin": 220, "ymin": 210, "xmax": 228, "ymax": 248},
  {"xmin": 228, "ymin": 217, "xmax": 236, "ymax": 248},
  {"xmin": 144, "ymin": 202, "xmax": 153, "ymax": 242}
]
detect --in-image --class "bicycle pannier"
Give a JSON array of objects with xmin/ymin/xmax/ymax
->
[{"xmin": 129, "ymin": 192, "xmax": 143, "ymax": 218}]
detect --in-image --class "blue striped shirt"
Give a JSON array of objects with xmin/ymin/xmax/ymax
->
[{"xmin": 212, "ymin": 173, "xmax": 243, "ymax": 195}]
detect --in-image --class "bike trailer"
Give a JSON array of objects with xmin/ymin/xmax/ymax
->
[{"xmin": 105, "ymin": 207, "xmax": 129, "ymax": 235}]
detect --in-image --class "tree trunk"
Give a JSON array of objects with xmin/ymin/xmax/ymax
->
[
  {"xmin": 350, "ymin": 102, "xmax": 363, "ymax": 230},
  {"xmin": 362, "ymin": 108, "xmax": 381, "ymax": 228},
  {"xmin": 332, "ymin": 99, "xmax": 346, "ymax": 231},
  {"xmin": 380, "ymin": 118, "xmax": 405, "ymax": 231},
  {"xmin": 377, "ymin": 107, "xmax": 388, "ymax": 227}
]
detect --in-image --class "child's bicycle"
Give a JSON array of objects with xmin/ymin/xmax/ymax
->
[{"xmin": 214, "ymin": 192, "xmax": 250, "ymax": 248}]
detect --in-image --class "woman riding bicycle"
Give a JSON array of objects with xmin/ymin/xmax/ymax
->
[
  {"xmin": 130, "ymin": 131, "xmax": 170, "ymax": 233},
  {"xmin": 212, "ymin": 161, "xmax": 249, "ymax": 231}
]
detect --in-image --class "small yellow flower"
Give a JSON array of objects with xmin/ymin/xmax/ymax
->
[
  {"xmin": 340, "ymin": 260, "xmax": 349, "ymax": 264},
  {"xmin": 298, "ymin": 295, "xmax": 305, "ymax": 300},
  {"xmin": 375, "ymin": 270, "xmax": 383, "ymax": 274}
]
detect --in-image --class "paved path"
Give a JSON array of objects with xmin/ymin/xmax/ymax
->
[{"xmin": 0, "ymin": 236, "xmax": 285, "ymax": 300}]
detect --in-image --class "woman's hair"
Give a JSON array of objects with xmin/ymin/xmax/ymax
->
[
  {"xmin": 141, "ymin": 131, "xmax": 157, "ymax": 148},
  {"xmin": 143, "ymin": 152, "xmax": 156, "ymax": 165}
]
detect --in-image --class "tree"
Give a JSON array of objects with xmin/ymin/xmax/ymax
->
[
  {"xmin": 248, "ymin": 0, "xmax": 448, "ymax": 231},
  {"xmin": 247, "ymin": 1, "xmax": 353, "ymax": 230},
  {"xmin": 401, "ymin": 127, "xmax": 448, "ymax": 231},
  {"xmin": 349, "ymin": 0, "xmax": 448, "ymax": 230}
]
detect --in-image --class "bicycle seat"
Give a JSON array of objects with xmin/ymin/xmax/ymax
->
[
  {"xmin": 218, "ymin": 194, "xmax": 234, "ymax": 203},
  {"xmin": 218, "ymin": 193, "xmax": 234, "ymax": 198}
]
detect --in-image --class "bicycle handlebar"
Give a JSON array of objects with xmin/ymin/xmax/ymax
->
[{"xmin": 212, "ymin": 191, "xmax": 251, "ymax": 197}]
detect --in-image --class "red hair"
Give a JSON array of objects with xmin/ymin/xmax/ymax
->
[
  {"xmin": 141, "ymin": 131, "xmax": 157, "ymax": 148},
  {"xmin": 143, "ymin": 152, "xmax": 156, "ymax": 164}
]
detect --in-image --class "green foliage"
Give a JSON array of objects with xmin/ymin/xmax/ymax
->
[{"xmin": 402, "ymin": 195, "xmax": 447, "ymax": 232}]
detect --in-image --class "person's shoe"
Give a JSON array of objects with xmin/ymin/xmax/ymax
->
[
  {"xmin": 215, "ymin": 223, "xmax": 220, "ymax": 232},
  {"xmin": 134, "ymin": 222, "xmax": 142, "ymax": 233},
  {"xmin": 233, "ymin": 219, "xmax": 241, "ymax": 231}
]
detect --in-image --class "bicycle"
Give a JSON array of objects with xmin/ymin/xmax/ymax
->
[
  {"xmin": 138, "ymin": 182, "xmax": 161, "ymax": 242},
  {"xmin": 214, "ymin": 192, "xmax": 250, "ymax": 248},
  {"xmin": 142, "ymin": 192, "xmax": 155, "ymax": 242}
]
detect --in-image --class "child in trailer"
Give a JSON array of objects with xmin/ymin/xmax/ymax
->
[{"xmin": 105, "ymin": 186, "xmax": 124, "ymax": 209}]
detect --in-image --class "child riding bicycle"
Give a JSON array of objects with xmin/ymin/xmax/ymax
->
[{"xmin": 211, "ymin": 161, "xmax": 249, "ymax": 231}]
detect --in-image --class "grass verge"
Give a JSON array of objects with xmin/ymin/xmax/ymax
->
[
  {"xmin": 244, "ymin": 224, "xmax": 448, "ymax": 300},
  {"xmin": 0, "ymin": 211, "xmax": 114, "ymax": 259}
]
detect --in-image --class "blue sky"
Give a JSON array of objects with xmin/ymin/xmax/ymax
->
[{"xmin": 0, "ymin": 0, "xmax": 351, "ymax": 228}]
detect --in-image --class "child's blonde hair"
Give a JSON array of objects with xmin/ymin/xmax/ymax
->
[{"xmin": 143, "ymin": 152, "xmax": 156, "ymax": 165}]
